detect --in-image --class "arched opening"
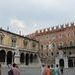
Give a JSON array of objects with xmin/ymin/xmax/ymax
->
[
  {"xmin": 34, "ymin": 54, "xmax": 37, "ymax": 62},
  {"xmin": 68, "ymin": 59, "xmax": 73, "ymax": 67},
  {"xmin": 30, "ymin": 54, "xmax": 33, "ymax": 63},
  {"xmin": 34, "ymin": 54, "xmax": 37, "ymax": 59},
  {"xmin": 7, "ymin": 51, "xmax": 12, "ymax": 65},
  {"xmin": 59, "ymin": 59, "xmax": 64, "ymax": 68},
  {"xmin": 20, "ymin": 53, "xmax": 24, "ymax": 64},
  {"xmin": 0, "ymin": 50, "xmax": 6, "ymax": 62},
  {"xmin": 25, "ymin": 53, "xmax": 29, "ymax": 65}
]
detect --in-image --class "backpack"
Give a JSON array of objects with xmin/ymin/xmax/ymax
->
[{"xmin": 8, "ymin": 69, "xmax": 13, "ymax": 75}]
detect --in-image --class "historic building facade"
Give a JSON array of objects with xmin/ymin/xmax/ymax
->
[
  {"xmin": 28, "ymin": 22, "xmax": 75, "ymax": 68},
  {"xmin": 0, "ymin": 28, "xmax": 39, "ymax": 66}
]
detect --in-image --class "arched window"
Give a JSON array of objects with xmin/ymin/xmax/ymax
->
[
  {"xmin": 0, "ymin": 50, "xmax": 6, "ymax": 62},
  {"xmin": 7, "ymin": 51, "xmax": 12, "ymax": 65},
  {"xmin": 20, "ymin": 53, "xmax": 24, "ymax": 63},
  {"xmin": 25, "ymin": 53, "xmax": 29, "ymax": 65},
  {"xmin": 59, "ymin": 59, "xmax": 64, "ymax": 68},
  {"xmin": 0, "ymin": 32, "xmax": 4, "ymax": 45},
  {"xmin": 30, "ymin": 54, "xmax": 33, "ymax": 63},
  {"xmin": 70, "ymin": 41, "xmax": 73, "ymax": 46},
  {"xmin": 68, "ymin": 59, "xmax": 73, "ymax": 67}
]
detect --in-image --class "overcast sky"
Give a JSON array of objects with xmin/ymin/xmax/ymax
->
[{"xmin": 0, "ymin": 0, "xmax": 75, "ymax": 35}]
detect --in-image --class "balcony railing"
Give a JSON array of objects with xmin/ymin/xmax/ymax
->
[{"xmin": 57, "ymin": 45, "xmax": 75, "ymax": 49}]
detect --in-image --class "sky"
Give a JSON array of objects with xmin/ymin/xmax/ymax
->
[{"xmin": 0, "ymin": 0, "xmax": 75, "ymax": 35}]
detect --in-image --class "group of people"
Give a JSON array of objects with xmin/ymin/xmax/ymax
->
[
  {"xmin": 8, "ymin": 63, "xmax": 20, "ymax": 75},
  {"xmin": 41, "ymin": 64, "xmax": 62, "ymax": 75}
]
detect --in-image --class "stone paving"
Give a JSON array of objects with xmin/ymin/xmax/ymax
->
[
  {"xmin": 1, "ymin": 65, "xmax": 75, "ymax": 75},
  {"xmin": 1, "ymin": 66, "xmax": 41, "ymax": 75}
]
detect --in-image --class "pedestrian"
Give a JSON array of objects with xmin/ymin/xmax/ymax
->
[
  {"xmin": 41, "ymin": 64, "xmax": 46, "ymax": 75},
  {"xmin": 51, "ymin": 64, "xmax": 54, "ymax": 75},
  {"xmin": 46, "ymin": 65, "xmax": 52, "ymax": 75},
  {"xmin": 8, "ymin": 64, "xmax": 13, "ymax": 75},
  {"xmin": 53, "ymin": 64, "xmax": 60, "ymax": 75},
  {"xmin": 12, "ymin": 63, "xmax": 20, "ymax": 75}
]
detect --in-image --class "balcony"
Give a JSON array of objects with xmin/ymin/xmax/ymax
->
[{"xmin": 58, "ymin": 45, "xmax": 75, "ymax": 50}]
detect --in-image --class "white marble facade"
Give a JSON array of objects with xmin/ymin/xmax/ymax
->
[{"xmin": 55, "ymin": 50, "xmax": 68, "ymax": 68}]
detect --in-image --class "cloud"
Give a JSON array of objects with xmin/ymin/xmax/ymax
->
[
  {"xmin": 10, "ymin": 17, "xmax": 26, "ymax": 29},
  {"xmin": 0, "ymin": 0, "xmax": 75, "ymax": 35},
  {"xmin": 10, "ymin": 17, "xmax": 29, "ymax": 35}
]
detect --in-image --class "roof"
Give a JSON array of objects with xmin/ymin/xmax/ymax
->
[{"xmin": 0, "ymin": 28, "xmax": 39, "ymax": 43}]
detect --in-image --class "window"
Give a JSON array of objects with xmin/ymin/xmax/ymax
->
[
  {"xmin": 32, "ymin": 41, "xmax": 36, "ymax": 48},
  {"xmin": 11, "ymin": 36, "xmax": 17, "ymax": 47},
  {"xmin": 0, "ymin": 32, "xmax": 4, "ymax": 45},
  {"xmin": 41, "ymin": 45, "xmax": 43, "ymax": 50},
  {"xmin": 23, "ymin": 40, "xmax": 28, "ymax": 47},
  {"xmin": 46, "ymin": 45, "xmax": 48, "ymax": 49},
  {"xmin": 0, "ymin": 36, "xmax": 3, "ymax": 44},
  {"xmin": 57, "ymin": 52, "xmax": 59, "ymax": 54},
  {"xmin": 70, "ymin": 41, "xmax": 73, "ymax": 46},
  {"xmin": 64, "ymin": 51, "xmax": 66, "ymax": 54},
  {"xmin": 52, "ymin": 43, "xmax": 55, "ymax": 48},
  {"xmin": 12, "ymin": 39, "xmax": 16, "ymax": 47},
  {"xmin": 51, "ymin": 52, "xmax": 53, "ymax": 56},
  {"xmin": 69, "ymin": 52, "xmax": 72, "ymax": 55}
]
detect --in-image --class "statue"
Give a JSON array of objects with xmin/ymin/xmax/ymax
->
[{"xmin": 15, "ymin": 48, "xmax": 19, "ymax": 55}]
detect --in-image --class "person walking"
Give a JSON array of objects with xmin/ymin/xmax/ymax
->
[
  {"xmin": 41, "ymin": 64, "xmax": 47, "ymax": 75},
  {"xmin": 12, "ymin": 63, "xmax": 20, "ymax": 75},
  {"xmin": 8, "ymin": 64, "xmax": 13, "ymax": 75},
  {"xmin": 46, "ymin": 65, "xmax": 52, "ymax": 75},
  {"xmin": 53, "ymin": 64, "xmax": 60, "ymax": 75}
]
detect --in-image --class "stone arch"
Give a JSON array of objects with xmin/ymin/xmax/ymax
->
[
  {"xmin": 7, "ymin": 51, "xmax": 12, "ymax": 65},
  {"xmin": 59, "ymin": 59, "xmax": 64, "ymax": 68},
  {"xmin": 30, "ymin": 54, "xmax": 33, "ymax": 63},
  {"xmin": 34, "ymin": 54, "xmax": 37, "ymax": 62},
  {"xmin": 0, "ymin": 50, "xmax": 6, "ymax": 62},
  {"xmin": 20, "ymin": 53, "xmax": 24, "ymax": 64},
  {"xmin": 25, "ymin": 53, "xmax": 29, "ymax": 65},
  {"xmin": 34, "ymin": 54, "xmax": 37, "ymax": 59}
]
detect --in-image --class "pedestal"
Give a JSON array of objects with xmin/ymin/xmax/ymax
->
[{"xmin": 14, "ymin": 54, "xmax": 20, "ymax": 64}]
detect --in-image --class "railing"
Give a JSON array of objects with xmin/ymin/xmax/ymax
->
[{"xmin": 58, "ymin": 45, "xmax": 75, "ymax": 50}]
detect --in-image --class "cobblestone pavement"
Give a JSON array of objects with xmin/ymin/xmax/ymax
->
[{"xmin": 1, "ymin": 66, "xmax": 41, "ymax": 75}]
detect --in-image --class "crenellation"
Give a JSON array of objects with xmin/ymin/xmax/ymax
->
[
  {"xmin": 40, "ymin": 30, "xmax": 42, "ymax": 33},
  {"xmin": 35, "ymin": 22, "xmax": 75, "ymax": 34},
  {"xmin": 60, "ymin": 25, "xmax": 64, "ymax": 29},
  {"xmin": 56, "ymin": 26, "xmax": 59, "ymax": 29},
  {"xmin": 35, "ymin": 30, "xmax": 38, "ymax": 34},
  {"xmin": 43, "ymin": 29, "xmax": 46, "ymax": 32},
  {"xmin": 70, "ymin": 22, "xmax": 74, "ymax": 26},
  {"xmin": 51, "ymin": 27, "xmax": 54, "ymax": 30},
  {"xmin": 65, "ymin": 23, "xmax": 69, "ymax": 27},
  {"xmin": 47, "ymin": 28, "xmax": 50, "ymax": 31}
]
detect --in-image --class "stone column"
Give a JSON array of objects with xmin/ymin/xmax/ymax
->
[
  {"xmin": 55, "ymin": 57, "xmax": 59, "ymax": 66},
  {"xmin": 64, "ymin": 57, "xmax": 68, "ymax": 68}
]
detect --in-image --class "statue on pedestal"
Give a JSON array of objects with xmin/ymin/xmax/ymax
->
[{"xmin": 14, "ymin": 47, "xmax": 20, "ymax": 64}]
